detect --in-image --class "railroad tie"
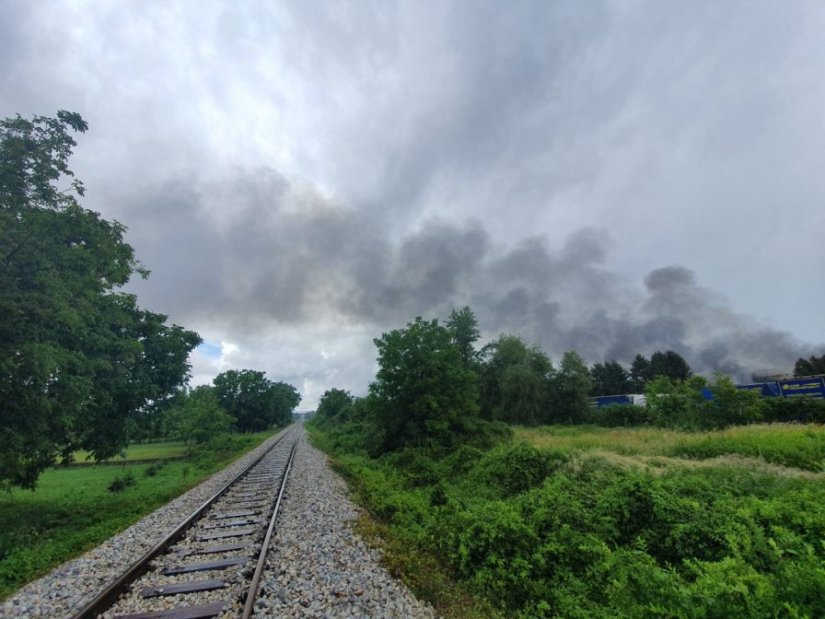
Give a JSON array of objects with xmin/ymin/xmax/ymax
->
[
  {"xmin": 113, "ymin": 600, "xmax": 228, "ymax": 619},
  {"xmin": 141, "ymin": 579, "xmax": 227, "ymax": 598},
  {"xmin": 162, "ymin": 556, "xmax": 247, "ymax": 575}
]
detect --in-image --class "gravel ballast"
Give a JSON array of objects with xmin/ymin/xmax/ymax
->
[
  {"xmin": 0, "ymin": 430, "xmax": 289, "ymax": 619},
  {"xmin": 2, "ymin": 426, "xmax": 439, "ymax": 618},
  {"xmin": 252, "ymin": 429, "xmax": 437, "ymax": 619}
]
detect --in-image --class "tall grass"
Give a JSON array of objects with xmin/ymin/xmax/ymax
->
[{"xmin": 516, "ymin": 423, "xmax": 825, "ymax": 471}]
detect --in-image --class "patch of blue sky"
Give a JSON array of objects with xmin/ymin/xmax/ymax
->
[{"xmin": 197, "ymin": 341, "xmax": 222, "ymax": 359}]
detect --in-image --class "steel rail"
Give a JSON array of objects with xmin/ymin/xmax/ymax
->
[
  {"xmin": 70, "ymin": 425, "xmax": 296, "ymax": 619},
  {"xmin": 240, "ymin": 433, "xmax": 298, "ymax": 619}
]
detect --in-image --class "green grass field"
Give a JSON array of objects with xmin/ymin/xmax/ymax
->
[
  {"xmin": 0, "ymin": 430, "xmax": 278, "ymax": 600},
  {"xmin": 72, "ymin": 441, "xmax": 189, "ymax": 463}
]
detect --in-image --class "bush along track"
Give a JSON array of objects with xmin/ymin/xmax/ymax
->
[{"xmin": 310, "ymin": 426, "xmax": 825, "ymax": 619}]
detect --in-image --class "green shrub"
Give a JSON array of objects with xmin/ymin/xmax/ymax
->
[
  {"xmin": 473, "ymin": 443, "xmax": 568, "ymax": 497},
  {"xmin": 143, "ymin": 461, "xmax": 165, "ymax": 477},
  {"xmin": 310, "ymin": 422, "xmax": 825, "ymax": 618},
  {"xmin": 106, "ymin": 471, "xmax": 135, "ymax": 493},
  {"xmin": 763, "ymin": 397, "xmax": 825, "ymax": 424}
]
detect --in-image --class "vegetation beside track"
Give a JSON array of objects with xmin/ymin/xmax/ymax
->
[
  {"xmin": 306, "ymin": 310, "xmax": 825, "ymax": 617},
  {"xmin": 310, "ymin": 423, "xmax": 825, "ymax": 618},
  {"xmin": 0, "ymin": 429, "xmax": 280, "ymax": 600}
]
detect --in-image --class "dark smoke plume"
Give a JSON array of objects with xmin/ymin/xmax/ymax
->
[{"xmin": 126, "ymin": 168, "xmax": 814, "ymax": 381}]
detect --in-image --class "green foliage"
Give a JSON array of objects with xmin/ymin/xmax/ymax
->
[
  {"xmin": 592, "ymin": 403, "xmax": 657, "ymax": 427},
  {"xmin": 213, "ymin": 369, "xmax": 300, "ymax": 432},
  {"xmin": 630, "ymin": 354, "xmax": 651, "ymax": 392},
  {"xmin": 630, "ymin": 351, "xmax": 691, "ymax": 391},
  {"xmin": 106, "ymin": 471, "xmax": 136, "ymax": 493},
  {"xmin": 306, "ymin": 310, "xmax": 825, "ymax": 615},
  {"xmin": 547, "ymin": 351, "xmax": 593, "ymax": 424},
  {"xmin": 472, "ymin": 443, "xmax": 568, "ymax": 497},
  {"xmin": 641, "ymin": 375, "xmax": 772, "ymax": 430},
  {"xmin": 370, "ymin": 317, "xmax": 480, "ymax": 452},
  {"xmin": 446, "ymin": 306, "xmax": 481, "ymax": 367},
  {"xmin": 650, "ymin": 350, "xmax": 692, "ymax": 381},
  {"xmin": 314, "ymin": 422, "xmax": 825, "ymax": 618},
  {"xmin": 313, "ymin": 388, "xmax": 355, "ymax": 429},
  {"xmin": 163, "ymin": 386, "xmax": 235, "ymax": 445},
  {"xmin": 0, "ymin": 112, "xmax": 201, "ymax": 490},
  {"xmin": 590, "ymin": 360, "xmax": 631, "ymax": 396},
  {"xmin": 763, "ymin": 396, "xmax": 825, "ymax": 424},
  {"xmin": 143, "ymin": 461, "xmax": 165, "ymax": 477},
  {"xmin": 669, "ymin": 426, "xmax": 825, "ymax": 471},
  {"xmin": 478, "ymin": 335, "xmax": 553, "ymax": 424},
  {"xmin": 794, "ymin": 353, "xmax": 825, "ymax": 377}
]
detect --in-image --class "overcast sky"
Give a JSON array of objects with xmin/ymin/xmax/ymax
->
[{"xmin": 3, "ymin": 1, "xmax": 824, "ymax": 407}]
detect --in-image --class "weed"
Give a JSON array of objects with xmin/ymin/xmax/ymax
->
[{"xmin": 106, "ymin": 471, "xmax": 136, "ymax": 493}]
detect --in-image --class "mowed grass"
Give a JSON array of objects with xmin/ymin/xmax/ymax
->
[
  {"xmin": 72, "ymin": 441, "xmax": 188, "ymax": 463},
  {"xmin": 0, "ymin": 430, "xmax": 277, "ymax": 600},
  {"xmin": 515, "ymin": 423, "xmax": 825, "ymax": 472}
]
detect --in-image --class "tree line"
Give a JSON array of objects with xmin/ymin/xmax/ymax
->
[
  {"xmin": 140, "ymin": 370, "xmax": 300, "ymax": 445},
  {"xmin": 314, "ymin": 307, "xmax": 825, "ymax": 455}
]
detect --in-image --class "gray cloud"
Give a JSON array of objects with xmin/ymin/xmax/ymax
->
[{"xmin": 124, "ymin": 167, "xmax": 814, "ymax": 384}]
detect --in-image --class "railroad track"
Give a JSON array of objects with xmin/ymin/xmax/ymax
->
[{"xmin": 71, "ymin": 426, "xmax": 301, "ymax": 619}]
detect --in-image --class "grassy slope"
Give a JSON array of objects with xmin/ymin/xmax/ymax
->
[{"xmin": 0, "ymin": 430, "xmax": 277, "ymax": 600}]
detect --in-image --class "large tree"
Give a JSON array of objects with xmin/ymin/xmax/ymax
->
[
  {"xmin": 370, "ymin": 316, "xmax": 479, "ymax": 451},
  {"xmin": 649, "ymin": 350, "xmax": 692, "ymax": 382},
  {"xmin": 315, "ymin": 388, "xmax": 354, "ymax": 423},
  {"xmin": 547, "ymin": 351, "xmax": 593, "ymax": 423},
  {"xmin": 0, "ymin": 111, "xmax": 201, "ymax": 489},
  {"xmin": 163, "ymin": 386, "xmax": 235, "ymax": 446},
  {"xmin": 629, "ymin": 351, "xmax": 691, "ymax": 390},
  {"xmin": 446, "ymin": 306, "xmax": 481, "ymax": 367},
  {"xmin": 478, "ymin": 335, "xmax": 553, "ymax": 425},
  {"xmin": 590, "ymin": 360, "xmax": 631, "ymax": 396},
  {"xmin": 629, "ymin": 354, "xmax": 652, "ymax": 392}
]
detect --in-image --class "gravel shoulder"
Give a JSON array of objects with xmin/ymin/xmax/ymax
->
[{"xmin": 252, "ymin": 429, "xmax": 437, "ymax": 619}]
